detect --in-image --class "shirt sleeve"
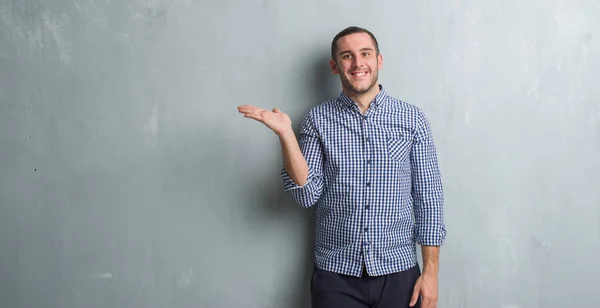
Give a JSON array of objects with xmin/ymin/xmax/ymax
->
[
  {"xmin": 281, "ymin": 109, "xmax": 324, "ymax": 208},
  {"xmin": 411, "ymin": 110, "xmax": 447, "ymax": 246}
]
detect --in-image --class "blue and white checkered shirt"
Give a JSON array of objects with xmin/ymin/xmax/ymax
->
[{"xmin": 281, "ymin": 84, "xmax": 446, "ymax": 277}]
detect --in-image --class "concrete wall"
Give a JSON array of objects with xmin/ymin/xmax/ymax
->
[{"xmin": 1, "ymin": 0, "xmax": 599, "ymax": 307}]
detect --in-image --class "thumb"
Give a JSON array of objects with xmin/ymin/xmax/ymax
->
[
  {"xmin": 272, "ymin": 108, "xmax": 281, "ymax": 113},
  {"xmin": 409, "ymin": 283, "xmax": 420, "ymax": 307}
]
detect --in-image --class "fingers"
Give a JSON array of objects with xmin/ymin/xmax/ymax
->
[
  {"xmin": 415, "ymin": 293, "xmax": 437, "ymax": 308},
  {"xmin": 237, "ymin": 105, "xmax": 263, "ymax": 114},
  {"xmin": 244, "ymin": 110, "xmax": 267, "ymax": 120},
  {"xmin": 238, "ymin": 105, "xmax": 263, "ymax": 118},
  {"xmin": 243, "ymin": 113, "xmax": 262, "ymax": 121},
  {"xmin": 238, "ymin": 106, "xmax": 284, "ymax": 123},
  {"xmin": 409, "ymin": 284, "xmax": 420, "ymax": 307},
  {"xmin": 238, "ymin": 105, "xmax": 282, "ymax": 114},
  {"xmin": 421, "ymin": 298, "xmax": 435, "ymax": 308}
]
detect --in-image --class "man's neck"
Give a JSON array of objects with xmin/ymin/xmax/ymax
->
[{"xmin": 344, "ymin": 85, "xmax": 380, "ymax": 114}]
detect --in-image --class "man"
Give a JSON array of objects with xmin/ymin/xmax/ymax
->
[{"xmin": 238, "ymin": 26, "xmax": 446, "ymax": 308}]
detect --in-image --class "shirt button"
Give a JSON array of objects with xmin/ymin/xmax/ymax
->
[
  {"xmin": 365, "ymin": 205, "xmax": 369, "ymax": 209},
  {"xmin": 366, "ymin": 159, "xmax": 371, "ymax": 164},
  {"xmin": 364, "ymin": 227, "xmax": 369, "ymax": 232},
  {"xmin": 366, "ymin": 182, "xmax": 371, "ymax": 187}
]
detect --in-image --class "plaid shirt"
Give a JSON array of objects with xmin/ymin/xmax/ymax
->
[{"xmin": 281, "ymin": 85, "xmax": 446, "ymax": 277}]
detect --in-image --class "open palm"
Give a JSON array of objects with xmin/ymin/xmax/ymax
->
[{"xmin": 237, "ymin": 105, "xmax": 292, "ymax": 136}]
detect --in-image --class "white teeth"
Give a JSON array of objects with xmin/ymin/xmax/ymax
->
[{"xmin": 354, "ymin": 72, "xmax": 366, "ymax": 76}]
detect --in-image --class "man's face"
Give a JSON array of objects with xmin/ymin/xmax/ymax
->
[{"xmin": 330, "ymin": 32, "xmax": 383, "ymax": 95}]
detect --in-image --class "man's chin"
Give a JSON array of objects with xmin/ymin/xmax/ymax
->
[
  {"xmin": 340, "ymin": 77, "xmax": 378, "ymax": 95},
  {"xmin": 349, "ymin": 83, "xmax": 375, "ymax": 95}
]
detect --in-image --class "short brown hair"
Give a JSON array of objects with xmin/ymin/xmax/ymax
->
[{"xmin": 331, "ymin": 26, "xmax": 380, "ymax": 61}]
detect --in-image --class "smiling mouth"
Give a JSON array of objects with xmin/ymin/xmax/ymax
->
[{"xmin": 350, "ymin": 71, "xmax": 368, "ymax": 77}]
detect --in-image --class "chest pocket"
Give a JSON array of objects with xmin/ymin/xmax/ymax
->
[{"xmin": 386, "ymin": 131, "xmax": 412, "ymax": 163}]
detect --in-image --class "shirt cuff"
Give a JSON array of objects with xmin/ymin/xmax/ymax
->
[
  {"xmin": 281, "ymin": 165, "xmax": 314, "ymax": 191},
  {"xmin": 281, "ymin": 165, "xmax": 322, "ymax": 207},
  {"xmin": 415, "ymin": 223, "xmax": 447, "ymax": 246}
]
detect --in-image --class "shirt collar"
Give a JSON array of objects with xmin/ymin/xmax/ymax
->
[{"xmin": 338, "ymin": 84, "xmax": 388, "ymax": 110}]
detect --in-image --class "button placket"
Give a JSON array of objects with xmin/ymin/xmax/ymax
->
[{"xmin": 362, "ymin": 114, "xmax": 371, "ymax": 253}]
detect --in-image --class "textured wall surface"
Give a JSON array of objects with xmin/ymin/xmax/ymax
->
[{"xmin": 1, "ymin": 0, "xmax": 599, "ymax": 307}]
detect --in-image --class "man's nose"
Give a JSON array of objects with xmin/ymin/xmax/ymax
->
[{"xmin": 352, "ymin": 56, "xmax": 365, "ymax": 67}]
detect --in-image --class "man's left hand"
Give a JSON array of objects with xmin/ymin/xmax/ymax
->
[{"xmin": 409, "ymin": 272, "xmax": 438, "ymax": 308}]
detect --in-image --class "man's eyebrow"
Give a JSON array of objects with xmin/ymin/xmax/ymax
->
[{"xmin": 339, "ymin": 47, "xmax": 375, "ymax": 55}]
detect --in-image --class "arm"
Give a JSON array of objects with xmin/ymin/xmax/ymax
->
[
  {"xmin": 278, "ymin": 129, "xmax": 309, "ymax": 186},
  {"xmin": 409, "ymin": 110, "xmax": 445, "ymax": 308},
  {"xmin": 411, "ymin": 245, "xmax": 440, "ymax": 308},
  {"xmin": 421, "ymin": 245, "xmax": 439, "ymax": 276},
  {"xmin": 237, "ymin": 104, "xmax": 323, "ymax": 207},
  {"xmin": 411, "ymin": 110, "xmax": 446, "ymax": 249},
  {"xmin": 280, "ymin": 110, "xmax": 324, "ymax": 207}
]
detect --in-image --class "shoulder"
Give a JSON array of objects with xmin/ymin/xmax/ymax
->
[
  {"xmin": 302, "ymin": 97, "xmax": 343, "ymax": 124},
  {"xmin": 382, "ymin": 94, "xmax": 430, "ymax": 128},
  {"xmin": 309, "ymin": 98, "xmax": 341, "ymax": 116},
  {"xmin": 385, "ymin": 95, "xmax": 427, "ymax": 117}
]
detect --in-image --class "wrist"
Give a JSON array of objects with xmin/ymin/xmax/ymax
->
[
  {"xmin": 277, "ymin": 127, "xmax": 295, "ymax": 140},
  {"xmin": 420, "ymin": 245, "xmax": 440, "ymax": 278},
  {"xmin": 422, "ymin": 268, "xmax": 438, "ymax": 278},
  {"xmin": 422, "ymin": 262, "xmax": 439, "ymax": 277}
]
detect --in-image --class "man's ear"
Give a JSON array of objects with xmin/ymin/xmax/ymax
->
[{"xmin": 329, "ymin": 59, "xmax": 339, "ymax": 74}]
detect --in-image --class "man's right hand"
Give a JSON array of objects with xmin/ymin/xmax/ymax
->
[
  {"xmin": 237, "ymin": 105, "xmax": 293, "ymax": 136},
  {"xmin": 238, "ymin": 104, "xmax": 309, "ymax": 187}
]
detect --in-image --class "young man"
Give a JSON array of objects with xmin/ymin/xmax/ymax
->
[{"xmin": 238, "ymin": 26, "xmax": 446, "ymax": 308}]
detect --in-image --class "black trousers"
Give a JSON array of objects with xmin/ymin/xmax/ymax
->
[{"xmin": 310, "ymin": 264, "xmax": 422, "ymax": 308}]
